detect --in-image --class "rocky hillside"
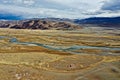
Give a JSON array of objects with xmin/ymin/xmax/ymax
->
[{"xmin": 0, "ymin": 19, "xmax": 82, "ymax": 30}]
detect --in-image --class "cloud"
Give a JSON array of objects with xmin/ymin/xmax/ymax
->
[
  {"xmin": 102, "ymin": 0, "xmax": 120, "ymax": 11},
  {"xmin": 1, "ymin": 0, "xmax": 35, "ymax": 6},
  {"xmin": 94, "ymin": 0, "xmax": 120, "ymax": 17},
  {"xmin": 0, "ymin": 0, "xmax": 120, "ymax": 19},
  {"xmin": 0, "ymin": 4, "xmax": 87, "ymax": 19},
  {"xmin": 22, "ymin": 0, "xmax": 35, "ymax": 5},
  {"xmin": 46, "ymin": 0, "xmax": 103, "ymax": 11}
]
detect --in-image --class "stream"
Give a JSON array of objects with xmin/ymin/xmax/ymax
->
[{"xmin": 0, "ymin": 36, "xmax": 120, "ymax": 55}]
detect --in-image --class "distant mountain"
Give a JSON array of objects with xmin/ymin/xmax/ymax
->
[
  {"xmin": 74, "ymin": 17, "xmax": 120, "ymax": 28},
  {"xmin": 40, "ymin": 18, "xmax": 74, "ymax": 22},
  {"xmin": 0, "ymin": 17, "xmax": 119, "ymax": 30},
  {"xmin": 0, "ymin": 19, "xmax": 82, "ymax": 30},
  {"xmin": 0, "ymin": 13, "xmax": 23, "ymax": 20}
]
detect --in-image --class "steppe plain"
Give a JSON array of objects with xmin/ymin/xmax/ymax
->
[{"xmin": 0, "ymin": 27, "xmax": 120, "ymax": 80}]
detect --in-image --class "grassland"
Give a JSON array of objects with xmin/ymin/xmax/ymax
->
[{"xmin": 0, "ymin": 27, "xmax": 120, "ymax": 80}]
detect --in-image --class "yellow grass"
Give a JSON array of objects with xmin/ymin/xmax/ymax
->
[{"xmin": 0, "ymin": 28, "xmax": 120, "ymax": 80}]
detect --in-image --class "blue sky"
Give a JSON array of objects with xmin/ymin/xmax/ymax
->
[{"xmin": 0, "ymin": 0, "xmax": 120, "ymax": 20}]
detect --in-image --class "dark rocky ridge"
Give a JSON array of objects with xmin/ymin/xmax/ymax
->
[{"xmin": 0, "ymin": 19, "xmax": 81, "ymax": 30}]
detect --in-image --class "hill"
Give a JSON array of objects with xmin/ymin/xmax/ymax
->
[{"xmin": 0, "ymin": 19, "xmax": 81, "ymax": 30}]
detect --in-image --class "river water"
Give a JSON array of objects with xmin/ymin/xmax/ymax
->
[{"xmin": 0, "ymin": 36, "xmax": 120, "ymax": 55}]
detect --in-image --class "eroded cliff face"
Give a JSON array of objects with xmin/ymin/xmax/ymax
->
[{"xmin": 0, "ymin": 20, "xmax": 82, "ymax": 30}]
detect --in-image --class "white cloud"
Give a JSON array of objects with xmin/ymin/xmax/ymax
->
[
  {"xmin": 0, "ymin": 0, "xmax": 120, "ymax": 19},
  {"xmin": 23, "ymin": 0, "xmax": 35, "ymax": 5},
  {"xmin": 0, "ymin": 4, "xmax": 87, "ymax": 19},
  {"xmin": 46, "ymin": 0, "xmax": 103, "ymax": 11}
]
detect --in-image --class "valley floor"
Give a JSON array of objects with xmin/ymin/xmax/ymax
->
[{"xmin": 0, "ymin": 27, "xmax": 120, "ymax": 80}]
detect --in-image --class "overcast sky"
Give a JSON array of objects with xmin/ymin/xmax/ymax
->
[{"xmin": 0, "ymin": 0, "xmax": 120, "ymax": 19}]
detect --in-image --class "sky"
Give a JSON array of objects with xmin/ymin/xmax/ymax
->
[{"xmin": 0, "ymin": 0, "xmax": 120, "ymax": 20}]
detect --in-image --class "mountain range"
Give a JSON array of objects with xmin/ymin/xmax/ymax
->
[
  {"xmin": 74, "ymin": 17, "xmax": 120, "ymax": 28},
  {"xmin": 0, "ymin": 17, "xmax": 119, "ymax": 30},
  {"xmin": 0, "ymin": 19, "xmax": 81, "ymax": 30}
]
